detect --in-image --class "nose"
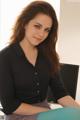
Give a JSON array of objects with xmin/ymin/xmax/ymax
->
[{"xmin": 38, "ymin": 30, "xmax": 44, "ymax": 38}]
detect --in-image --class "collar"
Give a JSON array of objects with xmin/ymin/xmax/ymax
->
[{"xmin": 12, "ymin": 42, "xmax": 25, "ymax": 57}]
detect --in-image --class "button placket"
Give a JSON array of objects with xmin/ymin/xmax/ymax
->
[
  {"xmin": 34, "ymin": 70, "xmax": 40, "ymax": 86},
  {"xmin": 33, "ymin": 69, "xmax": 40, "ymax": 97}
]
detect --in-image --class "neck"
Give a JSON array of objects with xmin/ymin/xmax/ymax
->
[{"xmin": 20, "ymin": 38, "xmax": 37, "ymax": 55}]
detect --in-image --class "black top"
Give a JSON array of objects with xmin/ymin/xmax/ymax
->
[{"xmin": 0, "ymin": 42, "xmax": 68, "ymax": 115}]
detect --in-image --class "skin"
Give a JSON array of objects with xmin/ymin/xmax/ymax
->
[{"xmin": 13, "ymin": 13, "xmax": 80, "ymax": 115}]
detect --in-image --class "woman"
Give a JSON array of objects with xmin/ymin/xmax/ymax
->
[{"xmin": 0, "ymin": 1, "xmax": 80, "ymax": 120}]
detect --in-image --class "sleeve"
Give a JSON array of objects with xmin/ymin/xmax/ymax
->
[
  {"xmin": 49, "ymin": 72, "xmax": 69, "ymax": 101},
  {"xmin": 0, "ymin": 54, "xmax": 21, "ymax": 115}
]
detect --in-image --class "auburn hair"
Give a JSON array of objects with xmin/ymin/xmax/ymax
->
[{"xmin": 10, "ymin": 1, "xmax": 60, "ymax": 75}]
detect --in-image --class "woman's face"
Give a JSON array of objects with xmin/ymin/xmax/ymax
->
[{"xmin": 23, "ymin": 13, "xmax": 52, "ymax": 46}]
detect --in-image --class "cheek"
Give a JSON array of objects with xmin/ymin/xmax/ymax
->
[
  {"xmin": 41, "ymin": 34, "xmax": 48, "ymax": 43},
  {"xmin": 25, "ymin": 25, "xmax": 34, "ymax": 34},
  {"xmin": 44, "ymin": 33, "xmax": 49, "ymax": 39},
  {"xmin": 25, "ymin": 27, "xmax": 34, "ymax": 37},
  {"xmin": 29, "ymin": 27, "xmax": 37, "ymax": 35}
]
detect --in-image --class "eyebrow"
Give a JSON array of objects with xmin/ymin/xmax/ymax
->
[{"xmin": 35, "ymin": 22, "xmax": 52, "ymax": 30}]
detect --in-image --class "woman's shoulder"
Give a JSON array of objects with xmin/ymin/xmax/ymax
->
[{"xmin": 0, "ymin": 44, "xmax": 14, "ymax": 62}]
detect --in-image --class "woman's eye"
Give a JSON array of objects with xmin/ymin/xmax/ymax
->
[
  {"xmin": 45, "ymin": 29, "xmax": 51, "ymax": 33},
  {"xmin": 34, "ymin": 25, "xmax": 40, "ymax": 29}
]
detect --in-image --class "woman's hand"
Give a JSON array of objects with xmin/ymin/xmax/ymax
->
[{"xmin": 57, "ymin": 95, "xmax": 80, "ymax": 108}]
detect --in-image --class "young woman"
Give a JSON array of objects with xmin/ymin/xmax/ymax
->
[{"xmin": 0, "ymin": 1, "xmax": 80, "ymax": 120}]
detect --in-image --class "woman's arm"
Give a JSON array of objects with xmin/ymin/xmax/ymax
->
[
  {"xmin": 57, "ymin": 95, "xmax": 80, "ymax": 108},
  {"xmin": 13, "ymin": 102, "xmax": 49, "ymax": 115}
]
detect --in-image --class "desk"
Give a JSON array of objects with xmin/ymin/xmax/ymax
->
[{"xmin": 37, "ymin": 106, "xmax": 80, "ymax": 120}]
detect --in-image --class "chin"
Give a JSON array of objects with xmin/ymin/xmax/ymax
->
[{"xmin": 33, "ymin": 42, "xmax": 41, "ymax": 46}]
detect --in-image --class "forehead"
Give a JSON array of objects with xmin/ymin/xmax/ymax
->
[{"xmin": 30, "ymin": 13, "xmax": 52, "ymax": 27}]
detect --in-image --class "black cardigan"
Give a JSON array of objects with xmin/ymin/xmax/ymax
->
[{"xmin": 0, "ymin": 42, "xmax": 68, "ymax": 114}]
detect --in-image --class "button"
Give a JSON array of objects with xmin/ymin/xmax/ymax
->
[
  {"xmin": 37, "ymin": 90, "xmax": 40, "ymax": 94},
  {"xmin": 34, "ymin": 72, "xmax": 38, "ymax": 75},
  {"xmin": 37, "ymin": 82, "xmax": 39, "ymax": 86}
]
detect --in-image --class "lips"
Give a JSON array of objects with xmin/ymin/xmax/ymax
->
[{"xmin": 33, "ymin": 36, "xmax": 42, "ymax": 41}]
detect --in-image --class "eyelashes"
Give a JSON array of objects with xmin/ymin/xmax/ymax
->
[
  {"xmin": 34, "ymin": 25, "xmax": 41, "ymax": 29},
  {"xmin": 34, "ymin": 25, "xmax": 51, "ymax": 33}
]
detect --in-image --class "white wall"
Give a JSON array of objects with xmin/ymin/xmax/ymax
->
[{"xmin": 57, "ymin": 0, "xmax": 80, "ymax": 100}]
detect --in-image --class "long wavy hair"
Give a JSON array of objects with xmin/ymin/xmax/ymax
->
[{"xmin": 10, "ymin": 1, "xmax": 60, "ymax": 75}]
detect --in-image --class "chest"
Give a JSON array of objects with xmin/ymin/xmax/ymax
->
[{"xmin": 11, "ymin": 54, "xmax": 50, "ymax": 91}]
